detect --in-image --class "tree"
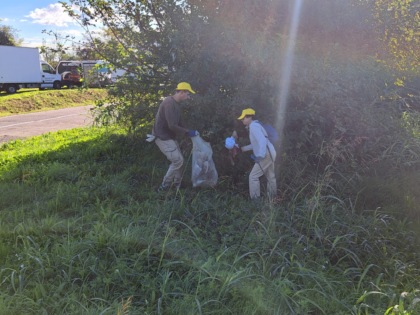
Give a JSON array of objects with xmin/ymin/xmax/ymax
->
[
  {"xmin": 62, "ymin": 0, "xmax": 210, "ymax": 132},
  {"xmin": 62, "ymin": 0, "xmax": 419, "ymax": 192},
  {"xmin": 39, "ymin": 30, "xmax": 78, "ymax": 66},
  {"xmin": 0, "ymin": 20, "xmax": 22, "ymax": 46},
  {"xmin": 372, "ymin": 0, "xmax": 420, "ymax": 73}
]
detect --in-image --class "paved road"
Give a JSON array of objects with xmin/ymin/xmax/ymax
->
[{"xmin": 0, "ymin": 106, "xmax": 94, "ymax": 144}]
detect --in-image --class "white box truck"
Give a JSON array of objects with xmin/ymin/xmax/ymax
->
[{"xmin": 0, "ymin": 45, "xmax": 62, "ymax": 94}]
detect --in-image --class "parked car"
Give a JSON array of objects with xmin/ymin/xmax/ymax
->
[
  {"xmin": 56, "ymin": 61, "xmax": 84, "ymax": 88},
  {"xmin": 56, "ymin": 60, "xmax": 112, "ymax": 88}
]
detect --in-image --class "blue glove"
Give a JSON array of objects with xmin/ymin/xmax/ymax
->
[
  {"xmin": 250, "ymin": 154, "xmax": 262, "ymax": 162},
  {"xmin": 187, "ymin": 130, "xmax": 199, "ymax": 137}
]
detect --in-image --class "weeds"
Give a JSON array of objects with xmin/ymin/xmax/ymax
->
[{"xmin": 0, "ymin": 127, "xmax": 419, "ymax": 314}]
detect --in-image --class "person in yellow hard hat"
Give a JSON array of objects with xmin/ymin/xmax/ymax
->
[
  {"xmin": 152, "ymin": 82, "xmax": 199, "ymax": 192},
  {"xmin": 238, "ymin": 108, "xmax": 277, "ymax": 199}
]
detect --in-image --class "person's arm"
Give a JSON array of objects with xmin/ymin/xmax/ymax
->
[
  {"xmin": 165, "ymin": 103, "xmax": 198, "ymax": 137},
  {"xmin": 249, "ymin": 123, "xmax": 267, "ymax": 160},
  {"xmin": 164, "ymin": 102, "xmax": 189, "ymax": 135},
  {"xmin": 241, "ymin": 144, "xmax": 253, "ymax": 152}
]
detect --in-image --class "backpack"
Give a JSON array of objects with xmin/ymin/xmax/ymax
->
[{"xmin": 260, "ymin": 123, "xmax": 279, "ymax": 144}]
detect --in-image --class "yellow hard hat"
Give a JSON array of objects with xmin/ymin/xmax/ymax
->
[
  {"xmin": 238, "ymin": 108, "xmax": 255, "ymax": 120},
  {"xmin": 176, "ymin": 82, "xmax": 196, "ymax": 94}
]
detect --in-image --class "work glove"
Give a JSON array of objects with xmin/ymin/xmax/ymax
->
[
  {"xmin": 145, "ymin": 134, "xmax": 156, "ymax": 142},
  {"xmin": 186, "ymin": 130, "xmax": 199, "ymax": 137}
]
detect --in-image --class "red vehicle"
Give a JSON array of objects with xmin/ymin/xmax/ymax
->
[
  {"xmin": 56, "ymin": 60, "xmax": 111, "ymax": 88},
  {"xmin": 57, "ymin": 62, "xmax": 83, "ymax": 88}
]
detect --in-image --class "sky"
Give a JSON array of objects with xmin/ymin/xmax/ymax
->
[{"xmin": 0, "ymin": 1, "xmax": 84, "ymax": 48}]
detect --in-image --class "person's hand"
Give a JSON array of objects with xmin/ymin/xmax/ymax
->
[
  {"xmin": 187, "ymin": 130, "xmax": 199, "ymax": 137},
  {"xmin": 250, "ymin": 154, "xmax": 262, "ymax": 162}
]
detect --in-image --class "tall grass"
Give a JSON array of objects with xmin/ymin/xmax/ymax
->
[{"xmin": 0, "ymin": 126, "xmax": 419, "ymax": 314}]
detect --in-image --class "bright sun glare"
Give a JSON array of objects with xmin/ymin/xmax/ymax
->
[{"xmin": 276, "ymin": 0, "xmax": 304, "ymax": 149}]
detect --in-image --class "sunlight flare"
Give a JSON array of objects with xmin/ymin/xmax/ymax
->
[{"xmin": 276, "ymin": 0, "xmax": 304, "ymax": 149}]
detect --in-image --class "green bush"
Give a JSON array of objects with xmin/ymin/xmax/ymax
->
[{"xmin": 64, "ymin": 0, "xmax": 420, "ymax": 218}]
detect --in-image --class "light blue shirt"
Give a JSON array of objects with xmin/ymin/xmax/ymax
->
[{"xmin": 242, "ymin": 120, "xmax": 276, "ymax": 161}]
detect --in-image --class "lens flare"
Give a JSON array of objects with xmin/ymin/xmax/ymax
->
[{"xmin": 276, "ymin": 0, "xmax": 304, "ymax": 150}]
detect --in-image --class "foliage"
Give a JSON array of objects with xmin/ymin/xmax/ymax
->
[
  {"xmin": 371, "ymin": 0, "xmax": 420, "ymax": 73},
  {"xmin": 41, "ymin": 29, "xmax": 110, "ymax": 66},
  {"xmin": 278, "ymin": 52, "xmax": 420, "ymax": 193},
  {"xmin": 40, "ymin": 29, "xmax": 105, "ymax": 66},
  {"xmin": 0, "ymin": 127, "xmax": 419, "ymax": 314},
  {"xmin": 39, "ymin": 30, "xmax": 79, "ymax": 66},
  {"xmin": 0, "ymin": 20, "xmax": 22, "ymax": 46},
  {"xmin": 59, "ymin": 0, "xmax": 419, "ymax": 121},
  {"xmin": 58, "ymin": 0, "xmax": 420, "ymax": 218}
]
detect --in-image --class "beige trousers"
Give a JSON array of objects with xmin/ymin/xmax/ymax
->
[
  {"xmin": 155, "ymin": 138, "xmax": 184, "ymax": 187},
  {"xmin": 249, "ymin": 152, "xmax": 277, "ymax": 199}
]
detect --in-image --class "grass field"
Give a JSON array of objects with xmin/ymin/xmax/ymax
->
[
  {"xmin": 0, "ymin": 126, "xmax": 419, "ymax": 314},
  {"xmin": 0, "ymin": 88, "xmax": 107, "ymax": 117}
]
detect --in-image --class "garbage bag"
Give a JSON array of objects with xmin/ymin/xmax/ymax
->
[{"xmin": 191, "ymin": 136, "xmax": 218, "ymax": 187}]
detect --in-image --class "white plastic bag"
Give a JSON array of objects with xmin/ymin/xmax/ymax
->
[{"xmin": 191, "ymin": 136, "xmax": 218, "ymax": 187}]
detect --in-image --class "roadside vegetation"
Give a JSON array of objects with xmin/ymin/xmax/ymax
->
[
  {"xmin": 0, "ymin": 126, "xmax": 419, "ymax": 314},
  {"xmin": 1, "ymin": 0, "xmax": 419, "ymax": 314},
  {"xmin": 0, "ymin": 88, "xmax": 107, "ymax": 117}
]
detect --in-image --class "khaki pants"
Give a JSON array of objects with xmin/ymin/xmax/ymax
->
[
  {"xmin": 249, "ymin": 152, "xmax": 277, "ymax": 199},
  {"xmin": 155, "ymin": 138, "xmax": 184, "ymax": 187}
]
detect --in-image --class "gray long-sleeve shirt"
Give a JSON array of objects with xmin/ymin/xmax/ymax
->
[
  {"xmin": 242, "ymin": 120, "xmax": 276, "ymax": 161},
  {"xmin": 152, "ymin": 96, "xmax": 188, "ymax": 140}
]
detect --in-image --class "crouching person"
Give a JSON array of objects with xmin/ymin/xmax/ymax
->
[{"xmin": 238, "ymin": 108, "xmax": 277, "ymax": 199}]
